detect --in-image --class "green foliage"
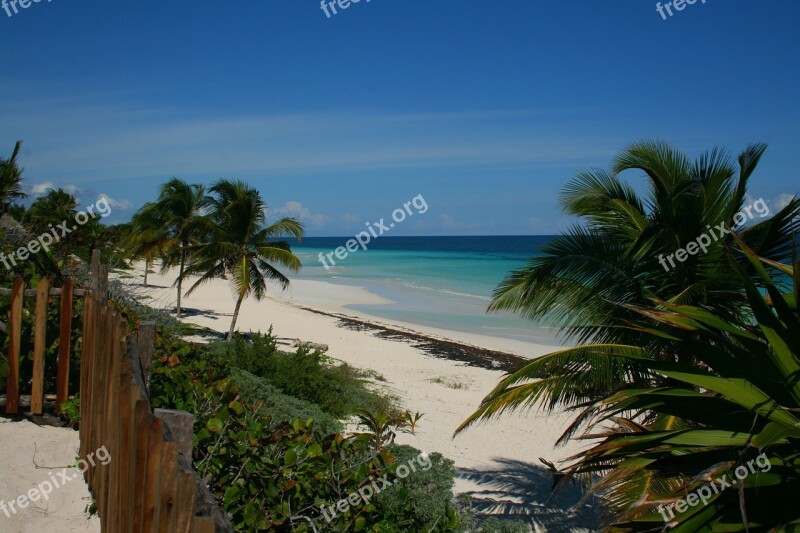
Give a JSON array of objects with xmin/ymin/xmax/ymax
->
[
  {"xmin": 558, "ymin": 244, "xmax": 800, "ymax": 531},
  {"xmin": 60, "ymin": 395, "xmax": 80, "ymax": 427},
  {"xmin": 355, "ymin": 409, "xmax": 407, "ymax": 451},
  {"xmin": 0, "ymin": 280, "xmax": 85, "ymax": 399},
  {"xmin": 177, "ymin": 179, "xmax": 304, "ymax": 339},
  {"xmin": 147, "ymin": 328, "xmax": 459, "ymax": 531},
  {"xmin": 471, "ymin": 517, "xmax": 529, "ymax": 533},
  {"xmin": 208, "ymin": 331, "xmax": 393, "ymax": 418},
  {"xmin": 230, "ymin": 369, "xmax": 342, "ymax": 434},
  {"xmin": 403, "ymin": 410, "xmax": 425, "ymax": 435},
  {"xmin": 193, "ymin": 381, "xmax": 395, "ymax": 532},
  {"xmin": 0, "ymin": 140, "xmax": 27, "ymax": 211},
  {"xmin": 0, "ymin": 357, "xmax": 8, "ymax": 391},
  {"xmin": 216, "ymin": 328, "xmax": 279, "ymax": 377},
  {"xmin": 465, "ymin": 142, "xmax": 800, "ymax": 444},
  {"xmin": 374, "ymin": 444, "xmax": 461, "ymax": 531}
]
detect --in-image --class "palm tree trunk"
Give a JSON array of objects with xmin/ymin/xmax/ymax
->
[
  {"xmin": 227, "ymin": 293, "xmax": 245, "ymax": 341},
  {"xmin": 177, "ymin": 250, "xmax": 185, "ymax": 317},
  {"xmin": 143, "ymin": 257, "xmax": 149, "ymax": 287}
]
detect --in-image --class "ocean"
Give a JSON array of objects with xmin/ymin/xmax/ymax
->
[{"xmin": 287, "ymin": 236, "xmax": 562, "ymax": 347}]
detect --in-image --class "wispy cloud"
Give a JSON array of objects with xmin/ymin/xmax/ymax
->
[
  {"xmin": 97, "ymin": 193, "xmax": 133, "ymax": 211},
  {"xmin": 30, "ymin": 180, "xmax": 84, "ymax": 197},
  {"xmin": 268, "ymin": 201, "xmax": 329, "ymax": 230},
  {"xmin": 772, "ymin": 193, "xmax": 796, "ymax": 212},
  {"xmin": 1, "ymin": 100, "xmax": 619, "ymax": 184}
]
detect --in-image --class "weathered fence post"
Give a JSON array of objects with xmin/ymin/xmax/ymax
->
[{"xmin": 5, "ymin": 277, "xmax": 24, "ymax": 414}]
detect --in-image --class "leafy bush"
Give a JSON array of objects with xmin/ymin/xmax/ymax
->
[
  {"xmin": 230, "ymin": 369, "xmax": 341, "ymax": 434},
  {"xmin": 374, "ymin": 444, "xmax": 461, "ymax": 531},
  {"xmin": 214, "ymin": 328, "xmax": 279, "ymax": 377},
  {"xmin": 208, "ymin": 331, "xmax": 393, "ymax": 418},
  {"xmin": 191, "ymin": 376, "xmax": 406, "ymax": 532}
]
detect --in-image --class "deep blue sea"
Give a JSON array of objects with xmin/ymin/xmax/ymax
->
[{"xmin": 287, "ymin": 236, "xmax": 562, "ymax": 347}]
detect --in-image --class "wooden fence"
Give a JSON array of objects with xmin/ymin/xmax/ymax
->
[
  {"xmin": 1, "ymin": 251, "xmax": 231, "ymax": 532},
  {"xmin": 0, "ymin": 278, "xmax": 82, "ymax": 414}
]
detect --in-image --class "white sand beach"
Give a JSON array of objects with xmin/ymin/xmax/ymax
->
[
  {"xmin": 127, "ymin": 265, "xmax": 599, "ymax": 530},
  {"xmin": 0, "ymin": 418, "xmax": 100, "ymax": 533}
]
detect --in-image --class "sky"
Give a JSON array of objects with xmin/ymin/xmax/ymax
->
[{"xmin": 1, "ymin": 0, "xmax": 798, "ymax": 235}]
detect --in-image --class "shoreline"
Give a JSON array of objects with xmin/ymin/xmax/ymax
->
[{"xmin": 277, "ymin": 300, "xmax": 530, "ymax": 373}]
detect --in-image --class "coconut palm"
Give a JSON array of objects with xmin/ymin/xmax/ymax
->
[
  {"xmin": 124, "ymin": 203, "xmax": 169, "ymax": 287},
  {"xmin": 458, "ymin": 141, "xmax": 800, "ymax": 443},
  {"xmin": 145, "ymin": 179, "xmax": 209, "ymax": 317},
  {"xmin": 181, "ymin": 179, "xmax": 303, "ymax": 340},
  {"xmin": 0, "ymin": 141, "xmax": 27, "ymax": 212}
]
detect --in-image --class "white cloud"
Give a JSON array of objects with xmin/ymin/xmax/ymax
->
[
  {"xmin": 772, "ymin": 193, "xmax": 796, "ymax": 212},
  {"xmin": 268, "ymin": 201, "xmax": 329, "ymax": 229},
  {"xmin": 30, "ymin": 181, "xmax": 55, "ymax": 195},
  {"xmin": 30, "ymin": 181, "xmax": 84, "ymax": 197},
  {"xmin": 97, "ymin": 193, "xmax": 133, "ymax": 211}
]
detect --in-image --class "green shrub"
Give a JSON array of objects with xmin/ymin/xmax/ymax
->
[
  {"xmin": 206, "ymin": 328, "xmax": 279, "ymax": 377},
  {"xmin": 145, "ymin": 325, "xmax": 460, "ymax": 532},
  {"xmin": 209, "ymin": 331, "xmax": 393, "ymax": 418},
  {"xmin": 374, "ymin": 444, "xmax": 461, "ymax": 531},
  {"xmin": 230, "ymin": 369, "xmax": 342, "ymax": 434}
]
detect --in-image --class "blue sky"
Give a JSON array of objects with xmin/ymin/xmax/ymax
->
[{"xmin": 1, "ymin": 0, "xmax": 798, "ymax": 235}]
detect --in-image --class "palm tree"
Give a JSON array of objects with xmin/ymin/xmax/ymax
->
[
  {"xmin": 458, "ymin": 142, "xmax": 800, "ymax": 442},
  {"xmin": 0, "ymin": 141, "xmax": 28, "ymax": 212},
  {"xmin": 23, "ymin": 188, "xmax": 80, "ymax": 265},
  {"xmin": 181, "ymin": 179, "xmax": 303, "ymax": 340},
  {"xmin": 145, "ymin": 179, "xmax": 209, "ymax": 317},
  {"xmin": 124, "ymin": 203, "xmax": 169, "ymax": 287},
  {"xmin": 565, "ymin": 242, "xmax": 799, "ymax": 531}
]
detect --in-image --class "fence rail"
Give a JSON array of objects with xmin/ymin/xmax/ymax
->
[{"xmin": 1, "ymin": 251, "xmax": 231, "ymax": 532}]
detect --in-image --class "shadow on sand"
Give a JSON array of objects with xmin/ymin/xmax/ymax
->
[{"xmin": 457, "ymin": 458, "xmax": 602, "ymax": 532}]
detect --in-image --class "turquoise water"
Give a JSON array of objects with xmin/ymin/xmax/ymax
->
[{"xmin": 289, "ymin": 236, "xmax": 562, "ymax": 347}]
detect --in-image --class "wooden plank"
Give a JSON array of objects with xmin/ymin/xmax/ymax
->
[
  {"xmin": 173, "ymin": 473, "xmax": 198, "ymax": 533},
  {"xmin": 133, "ymin": 396, "xmax": 151, "ymax": 533},
  {"xmin": 192, "ymin": 517, "xmax": 217, "ymax": 533},
  {"xmin": 156, "ymin": 441, "xmax": 179, "ymax": 533},
  {"xmin": 56, "ymin": 279, "xmax": 73, "ymax": 413},
  {"xmin": 117, "ymin": 337, "xmax": 136, "ymax": 533},
  {"xmin": 108, "ymin": 319, "xmax": 126, "ymax": 533},
  {"xmin": 79, "ymin": 281, "xmax": 95, "ymax": 462},
  {"xmin": 130, "ymin": 332, "xmax": 152, "ymax": 533},
  {"xmin": 30, "ymin": 277, "xmax": 50, "ymax": 415},
  {"xmin": 6, "ymin": 277, "xmax": 24, "ymax": 414},
  {"xmin": 98, "ymin": 306, "xmax": 117, "ymax": 531},
  {"xmin": 138, "ymin": 322, "xmax": 156, "ymax": 396},
  {"xmin": 85, "ymin": 252, "xmax": 104, "ymax": 485},
  {"xmin": 142, "ymin": 418, "xmax": 165, "ymax": 533}
]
